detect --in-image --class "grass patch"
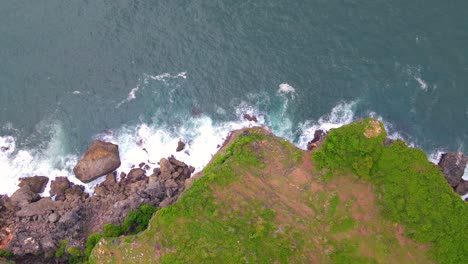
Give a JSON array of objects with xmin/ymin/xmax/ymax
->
[
  {"xmin": 313, "ymin": 118, "xmax": 468, "ymax": 263},
  {"xmin": 54, "ymin": 239, "xmax": 68, "ymax": 258},
  {"xmin": 0, "ymin": 249, "xmax": 13, "ymax": 260}
]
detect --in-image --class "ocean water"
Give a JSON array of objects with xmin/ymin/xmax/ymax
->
[{"xmin": 1, "ymin": 1, "xmax": 468, "ymax": 195}]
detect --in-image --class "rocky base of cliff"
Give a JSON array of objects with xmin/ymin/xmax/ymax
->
[{"xmin": 0, "ymin": 156, "xmax": 193, "ymax": 263}]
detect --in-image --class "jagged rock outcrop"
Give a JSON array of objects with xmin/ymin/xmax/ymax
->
[
  {"xmin": 307, "ymin": 130, "xmax": 327, "ymax": 150},
  {"xmin": 437, "ymin": 152, "xmax": 468, "ymax": 196},
  {"xmin": 438, "ymin": 152, "xmax": 467, "ymax": 188},
  {"xmin": 73, "ymin": 140, "xmax": 121, "ymax": 183},
  {"xmin": 243, "ymin": 114, "xmax": 258, "ymax": 122},
  {"xmin": 0, "ymin": 156, "xmax": 193, "ymax": 263}
]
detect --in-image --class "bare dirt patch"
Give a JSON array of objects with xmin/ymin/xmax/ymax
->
[{"xmin": 364, "ymin": 120, "xmax": 383, "ymax": 138}]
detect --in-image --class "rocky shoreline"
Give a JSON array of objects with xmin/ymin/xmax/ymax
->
[
  {"xmin": 0, "ymin": 123, "xmax": 467, "ymax": 263},
  {"xmin": 0, "ymin": 140, "xmax": 193, "ymax": 263}
]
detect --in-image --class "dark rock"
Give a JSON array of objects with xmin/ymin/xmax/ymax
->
[
  {"xmin": 2, "ymin": 153, "xmax": 194, "ymax": 262},
  {"xmin": 16, "ymin": 198, "xmax": 61, "ymax": 217},
  {"xmin": 165, "ymin": 179, "xmax": 178, "ymax": 189},
  {"xmin": 160, "ymin": 158, "xmax": 174, "ymax": 175},
  {"xmin": 144, "ymin": 164, "xmax": 150, "ymax": 170},
  {"xmin": 102, "ymin": 172, "xmax": 117, "ymax": 187},
  {"xmin": 138, "ymin": 162, "xmax": 146, "ymax": 169},
  {"xmin": 189, "ymin": 166, "xmax": 195, "ymax": 173},
  {"xmin": 182, "ymin": 167, "xmax": 191, "ymax": 179},
  {"xmin": 168, "ymin": 157, "xmax": 187, "ymax": 168},
  {"xmin": 40, "ymin": 236, "xmax": 56, "ymax": 258},
  {"xmin": 438, "ymin": 152, "xmax": 468, "ymax": 187},
  {"xmin": 455, "ymin": 180, "xmax": 468, "ymax": 196},
  {"xmin": 12, "ymin": 235, "xmax": 40, "ymax": 255},
  {"xmin": 64, "ymin": 185, "xmax": 85, "ymax": 201},
  {"xmin": 58, "ymin": 210, "xmax": 79, "ymax": 227},
  {"xmin": 171, "ymin": 172, "xmax": 180, "ymax": 179},
  {"xmin": 383, "ymin": 138, "xmax": 395, "ymax": 146},
  {"xmin": 73, "ymin": 140, "xmax": 121, "ymax": 183},
  {"xmin": 94, "ymin": 186, "xmax": 107, "ymax": 196},
  {"xmin": 50, "ymin": 177, "xmax": 70, "ymax": 197},
  {"xmin": 153, "ymin": 167, "xmax": 161, "ymax": 176},
  {"xmin": 18, "ymin": 176, "xmax": 49, "ymax": 194},
  {"xmin": 126, "ymin": 168, "xmax": 146, "ymax": 183},
  {"xmin": 176, "ymin": 139, "xmax": 186, "ymax": 152},
  {"xmin": 307, "ymin": 130, "xmax": 327, "ymax": 150},
  {"xmin": 10, "ymin": 186, "xmax": 40, "ymax": 208},
  {"xmin": 48, "ymin": 213, "xmax": 59, "ymax": 223},
  {"xmin": 242, "ymin": 130, "xmax": 250, "ymax": 137},
  {"xmin": 243, "ymin": 114, "xmax": 258, "ymax": 122}
]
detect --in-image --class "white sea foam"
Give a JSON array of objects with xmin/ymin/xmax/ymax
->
[
  {"xmin": 428, "ymin": 150, "xmax": 445, "ymax": 164},
  {"xmin": 296, "ymin": 101, "xmax": 356, "ymax": 149},
  {"xmin": 0, "ymin": 124, "xmax": 82, "ymax": 196},
  {"xmin": 117, "ymin": 71, "xmax": 187, "ymax": 108},
  {"xmin": 415, "ymin": 77, "xmax": 428, "ymax": 91},
  {"xmin": 72, "ymin": 90, "xmax": 81, "ymax": 95},
  {"xmin": 278, "ymin": 83, "xmax": 296, "ymax": 95},
  {"xmin": 463, "ymin": 165, "xmax": 468, "ymax": 181},
  {"xmin": 1, "ymin": 97, "xmax": 464, "ymax": 198},
  {"xmin": 97, "ymin": 116, "xmax": 253, "ymax": 178},
  {"xmin": 148, "ymin": 71, "xmax": 187, "ymax": 81}
]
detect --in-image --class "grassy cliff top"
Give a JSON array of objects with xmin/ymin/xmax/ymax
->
[{"xmin": 90, "ymin": 120, "xmax": 467, "ymax": 264}]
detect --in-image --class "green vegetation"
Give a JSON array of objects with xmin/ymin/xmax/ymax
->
[
  {"xmin": 55, "ymin": 239, "xmax": 68, "ymax": 258},
  {"xmin": 56, "ymin": 204, "xmax": 158, "ymax": 263},
  {"xmin": 313, "ymin": 118, "xmax": 468, "ymax": 263},
  {"xmin": 102, "ymin": 204, "xmax": 157, "ymax": 237},
  {"xmin": 91, "ymin": 128, "xmax": 436, "ymax": 263},
  {"xmin": 0, "ymin": 249, "xmax": 13, "ymax": 259}
]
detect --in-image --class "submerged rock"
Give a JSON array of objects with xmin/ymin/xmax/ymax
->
[
  {"xmin": 73, "ymin": 140, "xmax": 121, "ymax": 183},
  {"xmin": 243, "ymin": 114, "xmax": 258, "ymax": 122},
  {"xmin": 176, "ymin": 139, "xmax": 186, "ymax": 152}
]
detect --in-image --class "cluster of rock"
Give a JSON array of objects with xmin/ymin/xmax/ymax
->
[
  {"xmin": 437, "ymin": 152, "xmax": 468, "ymax": 198},
  {"xmin": 0, "ymin": 140, "xmax": 194, "ymax": 263}
]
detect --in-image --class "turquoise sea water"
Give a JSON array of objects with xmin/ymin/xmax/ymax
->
[{"xmin": 1, "ymin": 1, "xmax": 467, "ymax": 194}]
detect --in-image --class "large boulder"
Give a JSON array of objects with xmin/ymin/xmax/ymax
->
[
  {"xmin": 18, "ymin": 176, "xmax": 49, "ymax": 194},
  {"xmin": 73, "ymin": 140, "xmax": 121, "ymax": 183},
  {"xmin": 437, "ymin": 152, "xmax": 468, "ymax": 187}
]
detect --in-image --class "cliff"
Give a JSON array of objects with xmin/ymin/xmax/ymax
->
[
  {"xmin": 1, "ymin": 119, "xmax": 467, "ymax": 263},
  {"xmin": 89, "ymin": 119, "xmax": 467, "ymax": 263}
]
